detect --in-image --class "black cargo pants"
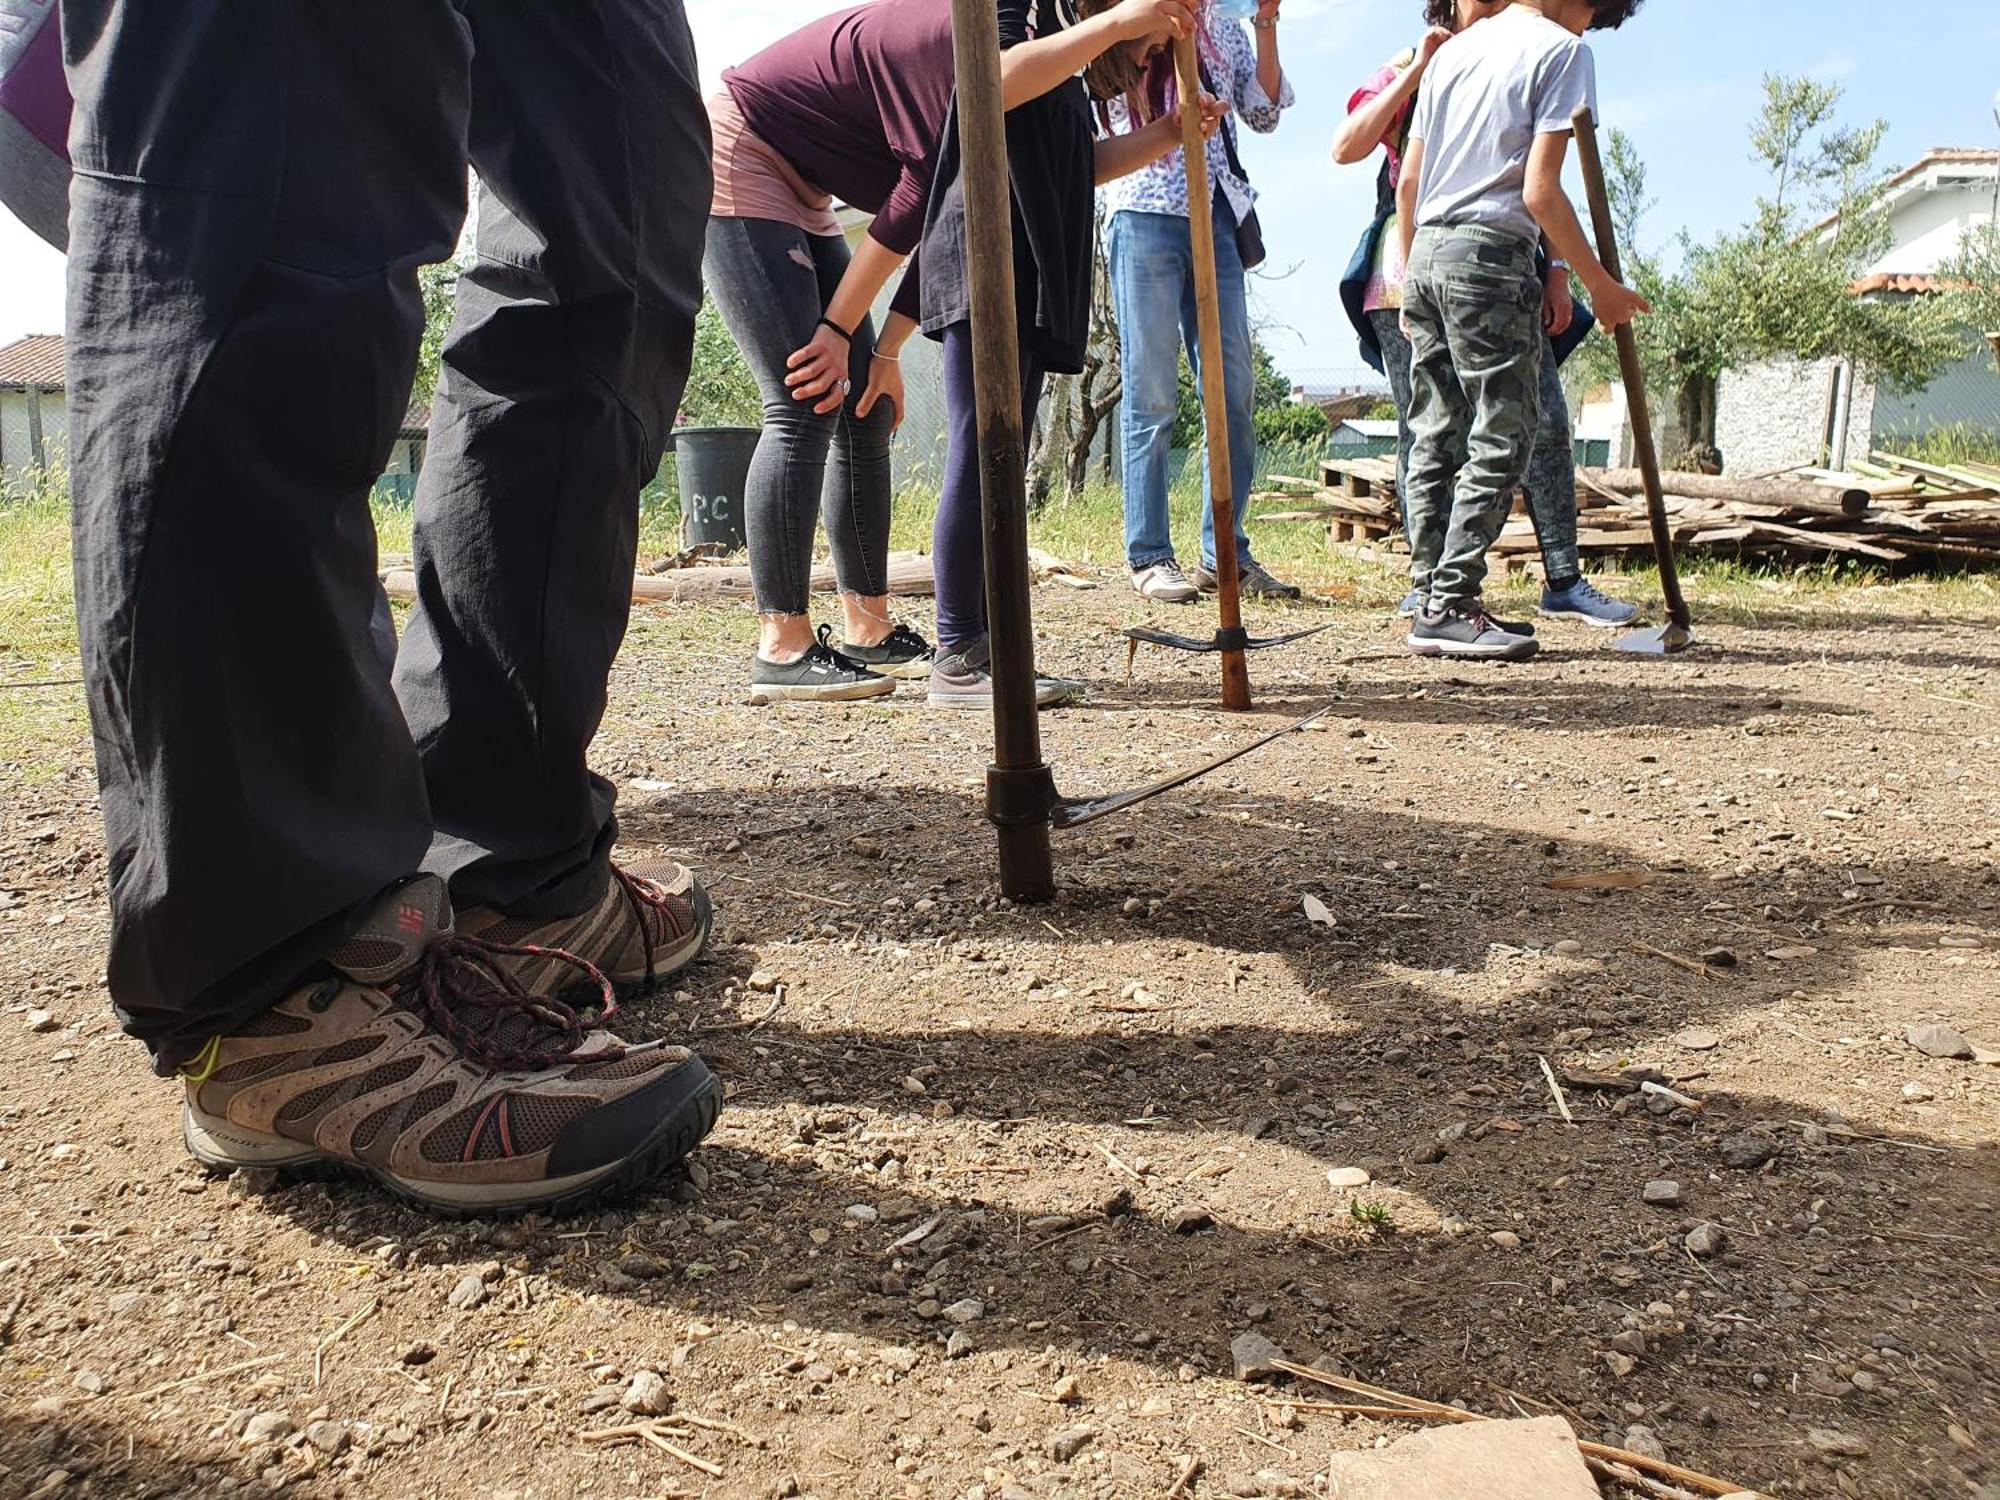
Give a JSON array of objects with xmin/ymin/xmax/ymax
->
[{"xmin": 62, "ymin": 1, "xmax": 710, "ymax": 1070}]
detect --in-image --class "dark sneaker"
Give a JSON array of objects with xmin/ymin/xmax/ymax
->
[
  {"xmin": 458, "ymin": 859, "xmax": 710, "ymax": 1000},
  {"xmin": 837, "ymin": 622, "xmax": 935, "ymax": 680},
  {"xmin": 1396, "ymin": 588, "xmax": 1426, "ymax": 619},
  {"xmin": 928, "ymin": 642, "xmax": 1078, "ymax": 710},
  {"xmin": 1407, "ymin": 603, "xmax": 1541, "ymax": 662},
  {"xmin": 179, "ymin": 876, "xmax": 720, "ymax": 1217},
  {"xmin": 1131, "ymin": 560, "xmax": 1200, "ymax": 604},
  {"xmin": 750, "ymin": 626, "xmax": 895, "ymax": 705},
  {"xmin": 1540, "ymin": 577, "xmax": 1639, "ymax": 628},
  {"xmin": 1192, "ymin": 559, "xmax": 1304, "ymax": 600}
]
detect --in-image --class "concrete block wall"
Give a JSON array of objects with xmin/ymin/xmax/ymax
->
[{"xmin": 1715, "ymin": 356, "xmax": 1878, "ymax": 475}]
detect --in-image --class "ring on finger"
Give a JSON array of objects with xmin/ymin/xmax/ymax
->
[{"xmin": 838, "ymin": 378, "xmax": 853, "ymax": 395}]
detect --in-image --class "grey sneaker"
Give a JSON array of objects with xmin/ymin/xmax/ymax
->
[
  {"xmin": 837, "ymin": 623, "xmax": 935, "ymax": 680},
  {"xmin": 1396, "ymin": 588, "xmax": 1425, "ymax": 619},
  {"xmin": 928, "ymin": 641, "xmax": 1078, "ymax": 710},
  {"xmin": 750, "ymin": 626, "xmax": 896, "ymax": 705},
  {"xmin": 1192, "ymin": 559, "xmax": 1303, "ymax": 600},
  {"xmin": 1408, "ymin": 603, "xmax": 1541, "ymax": 662},
  {"xmin": 1130, "ymin": 560, "xmax": 1200, "ymax": 604}
]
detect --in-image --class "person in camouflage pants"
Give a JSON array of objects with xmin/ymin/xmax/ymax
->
[{"xmin": 1400, "ymin": 222, "xmax": 1545, "ymax": 612}]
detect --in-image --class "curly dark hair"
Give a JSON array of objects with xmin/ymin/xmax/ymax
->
[
  {"xmin": 1589, "ymin": 0, "xmax": 1646, "ymax": 28},
  {"xmin": 1422, "ymin": 0, "xmax": 1454, "ymax": 25}
]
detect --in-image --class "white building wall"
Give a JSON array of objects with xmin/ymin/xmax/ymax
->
[
  {"xmin": 1858, "ymin": 184, "xmax": 1995, "ymax": 277},
  {"xmin": 1715, "ymin": 356, "xmax": 1879, "ymax": 475}
]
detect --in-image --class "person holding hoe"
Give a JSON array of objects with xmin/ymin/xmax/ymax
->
[
  {"xmin": 1335, "ymin": 0, "xmax": 1637, "ymax": 630},
  {"xmin": 1393, "ymin": 0, "xmax": 1651, "ymax": 661},
  {"xmin": 1110, "ymin": 0, "xmax": 1304, "ymax": 608}
]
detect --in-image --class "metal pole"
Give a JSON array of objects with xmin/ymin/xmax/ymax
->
[
  {"xmin": 947, "ymin": 0, "xmax": 1056, "ymax": 901},
  {"xmin": 1174, "ymin": 35, "xmax": 1253, "ymax": 712}
]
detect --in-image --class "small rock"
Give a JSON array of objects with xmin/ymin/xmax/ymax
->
[
  {"xmin": 1121, "ymin": 897, "xmax": 1146, "ymax": 917},
  {"xmin": 1489, "ymin": 1231, "xmax": 1522, "ymax": 1250},
  {"xmin": 1609, "ymin": 1330, "xmax": 1647, "ymax": 1359},
  {"xmin": 748, "ymin": 970, "xmax": 781, "ymax": 994},
  {"xmin": 622, "ymin": 1371, "xmax": 672, "ymax": 1416},
  {"xmin": 400, "ymin": 1343, "xmax": 437, "ymax": 1366},
  {"xmin": 1044, "ymin": 1427, "xmax": 1095, "ymax": 1462},
  {"xmin": 1939, "ymin": 935, "xmax": 1981, "ymax": 950},
  {"xmin": 71, "ymin": 1370, "xmax": 105, "ymax": 1397},
  {"xmin": 1604, "ymin": 1352, "xmax": 1637, "ymax": 1378},
  {"xmin": 1325, "ymin": 1166, "xmax": 1371, "ymax": 1190},
  {"xmin": 1718, "ymin": 1132, "xmax": 1776, "ymax": 1170},
  {"xmin": 1410, "ymin": 1141, "xmax": 1446, "ymax": 1165},
  {"xmin": 1552, "ymin": 940, "xmax": 1584, "ymax": 956},
  {"xmin": 1623, "ymin": 1425, "xmax": 1667, "ymax": 1462},
  {"xmin": 1675, "ymin": 1028, "xmax": 1720, "ymax": 1051},
  {"xmin": 845, "ymin": 1204, "xmax": 879, "ymax": 1224},
  {"xmin": 946, "ymin": 1330, "xmax": 977, "ymax": 1359},
  {"xmin": 1906, "ymin": 1023, "xmax": 1974, "ymax": 1060},
  {"xmin": 1165, "ymin": 1205, "xmax": 1212, "ymax": 1234},
  {"xmin": 304, "ymin": 1421, "xmax": 349, "ymax": 1456},
  {"xmin": 878, "ymin": 1346, "xmax": 919, "ymax": 1374},
  {"xmin": 1685, "ymin": 1222, "xmax": 1726, "ymax": 1258},
  {"xmin": 446, "ymin": 1274, "xmax": 488, "ymax": 1311},
  {"xmin": 1900, "ymin": 1082, "xmax": 1935, "ymax": 1103},
  {"xmin": 851, "ymin": 837, "xmax": 883, "ymax": 860},
  {"xmin": 1849, "ymin": 1371, "xmax": 1882, "ymax": 1393},
  {"xmin": 1696, "ymin": 947, "xmax": 1738, "ymax": 968},
  {"xmin": 1050, "ymin": 1374, "xmax": 1081, "ymax": 1404},
  {"xmin": 1231, "ymin": 1331, "xmax": 1288, "ymax": 1382},
  {"xmin": 942, "ymin": 1298, "xmax": 986, "ymax": 1325},
  {"xmin": 1806, "ymin": 1429, "xmax": 1870, "ymax": 1459},
  {"xmin": 26, "ymin": 1009, "xmax": 57, "ymax": 1033},
  {"xmin": 242, "ymin": 1412, "xmax": 294, "ymax": 1445},
  {"xmin": 1641, "ymin": 1180, "xmax": 1682, "ymax": 1207},
  {"xmin": 957, "ymin": 1403, "xmax": 993, "ymax": 1431}
]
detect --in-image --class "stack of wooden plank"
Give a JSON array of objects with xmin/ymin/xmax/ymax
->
[{"xmin": 1248, "ymin": 453, "xmax": 2000, "ymax": 571}]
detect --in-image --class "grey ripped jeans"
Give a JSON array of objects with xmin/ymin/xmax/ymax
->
[
  {"xmin": 702, "ymin": 216, "xmax": 893, "ymax": 617},
  {"xmin": 1370, "ymin": 303, "xmax": 1581, "ymax": 586}
]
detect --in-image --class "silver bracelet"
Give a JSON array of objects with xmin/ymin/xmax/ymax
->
[
  {"xmin": 1253, "ymin": 16, "xmax": 1278, "ymax": 28},
  {"xmin": 871, "ymin": 350, "xmax": 901, "ymax": 363}
]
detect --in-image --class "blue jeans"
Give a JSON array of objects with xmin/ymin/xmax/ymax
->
[{"xmin": 1109, "ymin": 203, "xmax": 1255, "ymax": 573}]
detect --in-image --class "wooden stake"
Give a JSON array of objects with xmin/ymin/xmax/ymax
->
[
  {"xmin": 947, "ymin": 0, "xmax": 1057, "ymax": 900},
  {"xmin": 1174, "ymin": 36, "xmax": 1252, "ymax": 712}
]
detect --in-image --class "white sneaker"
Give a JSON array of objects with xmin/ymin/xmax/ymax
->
[{"xmin": 1130, "ymin": 560, "xmax": 1199, "ymax": 604}]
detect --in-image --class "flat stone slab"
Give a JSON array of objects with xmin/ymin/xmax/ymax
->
[{"xmin": 1322, "ymin": 1417, "xmax": 1599, "ymax": 1500}]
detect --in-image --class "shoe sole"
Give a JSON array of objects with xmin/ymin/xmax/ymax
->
[
  {"xmin": 1407, "ymin": 635, "xmax": 1541, "ymax": 662},
  {"xmin": 928, "ymin": 688, "xmax": 1074, "ymax": 711},
  {"xmin": 836, "ymin": 649, "xmax": 935, "ymax": 681},
  {"xmin": 749, "ymin": 679, "xmax": 897, "ymax": 705},
  {"xmin": 1538, "ymin": 606, "xmax": 1637, "ymax": 630},
  {"xmin": 182, "ymin": 1058, "xmax": 722, "ymax": 1220},
  {"xmin": 1133, "ymin": 585, "xmax": 1201, "ymax": 604}
]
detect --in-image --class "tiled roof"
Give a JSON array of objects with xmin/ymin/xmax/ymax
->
[
  {"xmin": 0, "ymin": 334, "xmax": 64, "ymax": 388},
  {"xmin": 1849, "ymin": 273, "xmax": 1962, "ymax": 297}
]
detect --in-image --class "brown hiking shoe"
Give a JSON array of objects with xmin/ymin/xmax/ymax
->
[
  {"xmin": 179, "ymin": 875, "xmax": 719, "ymax": 1217},
  {"xmin": 456, "ymin": 859, "xmax": 711, "ymax": 999}
]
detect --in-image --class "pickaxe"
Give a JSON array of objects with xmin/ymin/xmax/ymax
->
[
  {"xmin": 945, "ymin": 0, "xmax": 1328, "ymax": 901},
  {"xmin": 1121, "ymin": 34, "xmax": 1332, "ymax": 695},
  {"xmin": 1572, "ymin": 105, "xmax": 1695, "ymax": 656}
]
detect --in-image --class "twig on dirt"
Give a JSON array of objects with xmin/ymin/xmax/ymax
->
[
  {"xmin": 1098, "ymin": 1143, "xmax": 1145, "ymax": 1183},
  {"xmin": 1536, "ymin": 1055, "xmax": 1575, "ymax": 1126},
  {"xmin": 1640, "ymin": 1080, "xmax": 1705, "ymax": 1112},
  {"xmin": 1791, "ymin": 1121, "xmax": 1952, "ymax": 1154},
  {"xmin": 1233, "ymin": 1427, "xmax": 1292, "ymax": 1453},
  {"xmin": 1585, "ymin": 1455, "xmax": 1710, "ymax": 1500},
  {"xmin": 0, "ymin": 1292, "xmax": 24, "ymax": 1344},
  {"xmin": 313, "ymin": 1296, "xmax": 380, "ymax": 1385},
  {"xmin": 0, "ymin": 678, "xmax": 83, "ymax": 690},
  {"xmin": 639, "ymin": 1427, "xmax": 725, "ymax": 1477},
  {"xmin": 121, "ymin": 1353, "xmax": 284, "ymax": 1402},
  {"xmin": 673, "ymin": 1411, "xmax": 763, "ymax": 1447},
  {"xmin": 1161, "ymin": 1452, "xmax": 1201, "ymax": 1499},
  {"xmin": 697, "ymin": 993, "xmax": 785, "ymax": 1034},
  {"xmin": 1630, "ymin": 941, "xmax": 1729, "ymax": 979},
  {"xmin": 1035, "ymin": 1215, "xmax": 1107, "ymax": 1249},
  {"xmin": 437, "ymin": 1371, "xmax": 457, "ymax": 1419},
  {"xmin": 781, "ymin": 888, "xmax": 854, "ymax": 910}
]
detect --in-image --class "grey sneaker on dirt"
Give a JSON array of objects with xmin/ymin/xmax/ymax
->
[
  {"xmin": 1539, "ymin": 576, "xmax": 1639, "ymax": 627},
  {"xmin": 1407, "ymin": 603, "xmax": 1542, "ymax": 662},
  {"xmin": 1192, "ymin": 559, "xmax": 1304, "ymax": 599},
  {"xmin": 837, "ymin": 622, "xmax": 935, "ymax": 680},
  {"xmin": 928, "ymin": 643, "xmax": 1077, "ymax": 710},
  {"xmin": 750, "ymin": 626, "xmax": 895, "ymax": 705},
  {"xmin": 178, "ymin": 876, "xmax": 721, "ymax": 1218},
  {"xmin": 457, "ymin": 859, "xmax": 710, "ymax": 1000},
  {"xmin": 1131, "ymin": 560, "xmax": 1199, "ymax": 604}
]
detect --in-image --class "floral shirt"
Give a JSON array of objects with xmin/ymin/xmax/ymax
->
[{"xmin": 1099, "ymin": 14, "xmax": 1291, "ymax": 225}]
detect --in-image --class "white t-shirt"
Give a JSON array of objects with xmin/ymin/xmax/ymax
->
[{"xmin": 1407, "ymin": 8, "xmax": 1597, "ymax": 245}]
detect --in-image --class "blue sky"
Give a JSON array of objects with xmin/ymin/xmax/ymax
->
[{"xmin": 2, "ymin": 0, "xmax": 1996, "ymax": 383}]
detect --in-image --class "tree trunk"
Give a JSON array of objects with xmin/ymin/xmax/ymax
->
[{"xmin": 1029, "ymin": 374, "xmax": 1075, "ymax": 513}]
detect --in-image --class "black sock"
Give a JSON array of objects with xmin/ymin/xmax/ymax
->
[{"xmin": 1546, "ymin": 573, "xmax": 1580, "ymax": 593}]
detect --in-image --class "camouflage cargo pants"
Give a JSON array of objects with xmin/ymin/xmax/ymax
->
[{"xmin": 1402, "ymin": 225, "xmax": 1545, "ymax": 609}]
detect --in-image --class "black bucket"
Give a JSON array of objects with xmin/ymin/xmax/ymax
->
[{"xmin": 671, "ymin": 425, "xmax": 758, "ymax": 552}]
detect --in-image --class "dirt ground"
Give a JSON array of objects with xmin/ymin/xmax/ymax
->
[{"xmin": 1, "ymin": 574, "xmax": 1997, "ymax": 1500}]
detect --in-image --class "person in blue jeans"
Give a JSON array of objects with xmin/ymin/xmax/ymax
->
[{"xmin": 1107, "ymin": 0, "xmax": 1301, "ymax": 604}]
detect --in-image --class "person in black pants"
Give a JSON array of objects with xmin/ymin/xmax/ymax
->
[{"xmin": 56, "ymin": 0, "xmax": 721, "ymax": 1216}]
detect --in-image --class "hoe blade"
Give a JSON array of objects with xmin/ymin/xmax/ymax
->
[
  {"xmin": 1050, "ymin": 704, "xmax": 1331, "ymax": 829},
  {"xmin": 1612, "ymin": 620, "xmax": 1696, "ymax": 656}
]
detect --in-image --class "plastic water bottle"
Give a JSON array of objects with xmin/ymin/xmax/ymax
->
[{"xmin": 1210, "ymin": 0, "xmax": 1258, "ymax": 18}]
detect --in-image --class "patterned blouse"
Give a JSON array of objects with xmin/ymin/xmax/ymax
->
[{"xmin": 1099, "ymin": 14, "xmax": 1293, "ymax": 225}]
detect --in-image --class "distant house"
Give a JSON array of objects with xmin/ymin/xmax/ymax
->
[
  {"xmin": 1328, "ymin": 417, "xmax": 1400, "ymax": 459},
  {"xmin": 0, "ymin": 332, "xmax": 431, "ymax": 496},
  {"xmin": 0, "ymin": 333, "xmax": 65, "ymax": 478},
  {"xmin": 1714, "ymin": 148, "xmax": 1998, "ymax": 474}
]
